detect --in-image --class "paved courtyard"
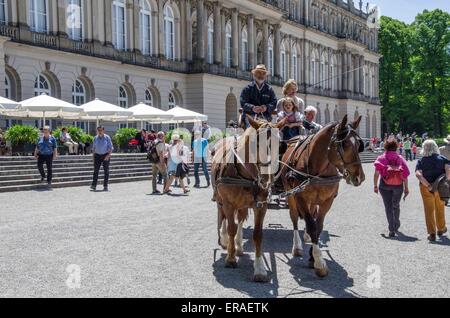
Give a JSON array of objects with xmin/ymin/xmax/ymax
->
[{"xmin": 1, "ymin": 162, "xmax": 449, "ymax": 298}]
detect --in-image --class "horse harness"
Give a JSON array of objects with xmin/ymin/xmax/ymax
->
[
  {"xmin": 277, "ymin": 125, "xmax": 364, "ymax": 198},
  {"xmin": 215, "ymin": 124, "xmax": 274, "ymax": 208}
]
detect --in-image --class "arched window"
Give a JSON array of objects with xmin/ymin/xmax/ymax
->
[
  {"xmin": 321, "ymin": 51, "xmax": 328, "ymax": 89},
  {"xmin": 310, "ymin": 50, "xmax": 319, "ymax": 87},
  {"xmin": 164, "ymin": 4, "xmax": 175, "ymax": 60},
  {"xmin": 29, "ymin": 0, "xmax": 48, "ymax": 33},
  {"xmin": 144, "ymin": 89, "xmax": 153, "ymax": 106},
  {"xmin": 207, "ymin": 16, "xmax": 214, "ymax": 64},
  {"xmin": 291, "ymin": 46, "xmax": 298, "ymax": 82},
  {"xmin": 0, "ymin": 0, "xmax": 7, "ymax": 25},
  {"xmin": 112, "ymin": 0, "xmax": 126, "ymax": 50},
  {"xmin": 67, "ymin": 0, "xmax": 83, "ymax": 41},
  {"xmin": 118, "ymin": 86, "xmax": 128, "ymax": 108},
  {"xmin": 331, "ymin": 55, "xmax": 337, "ymax": 91},
  {"xmin": 72, "ymin": 80, "xmax": 86, "ymax": 105},
  {"xmin": 225, "ymin": 22, "xmax": 232, "ymax": 68},
  {"xmin": 268, "ymin": 37, "xmax": 274, "ymax": 75},
  {"xmin": 280, "ymin": 41, "xmax": 286, "ymax": 81},
  {"xmin": 139, "ymin": 0, "xmax": 152, "ymax": 55},
  {"xmin": 4, "ymin": 76, "xmax": 10, "ymax": 99},
  {"xmin": 241, "ymin": 28, "xmax": 248, "ymax": 71},
  {"xmin": 34, "ymin": 74, "xmax": 51, "ymax": 96}
]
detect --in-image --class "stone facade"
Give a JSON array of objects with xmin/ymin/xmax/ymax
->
[{"xmin": 0, "ymin": 0, "xmax": 381, "ymax": 137}]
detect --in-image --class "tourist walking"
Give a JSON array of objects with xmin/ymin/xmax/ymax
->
[
  {"xmin": 90, "ymin": 126, "xmax": 113, "ymax": 192},
  {"xmin": 404, "ymin": 138, "xmax": 412, "ymax": 161},
  {"xmin": 415, "ymin": 140, "xmax": 450, "ymax": 241},
  {"xmin": 374, "ymin": 138, "xmax": 410, "ymax": 237},
  {"xmin": 439, "ymin": 135, "xmax": 450, "ymax": 160},
  {"xmin": 240, "ymin": 64, "xmax": 277, "ymax": 127},
  {"xmin": 193, "ymin": 131, "xmax": 210, "ymax": 188},
  {"xmin": 164, "ymin": 134, "xmax": 190, "ymax": 194},
  {"xmin": 412, "ymin": 143, "xmax": 418, "ymax": 160},
  {"xmin": 148, "ymin": 131, "xmax": 168, "ymax": 194},
  {"xmin": 34, "ymin": 126, "xmax": 57, "ymax": 186}
]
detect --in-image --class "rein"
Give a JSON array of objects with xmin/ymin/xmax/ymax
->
[{"xmin": 278, "ymin": 124, "xmax": 362, "ymax": 198}]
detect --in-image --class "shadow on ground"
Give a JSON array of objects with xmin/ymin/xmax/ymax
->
[{"xmin": 212, "ymin": 227, "xmax": 359, "ymax": 298}]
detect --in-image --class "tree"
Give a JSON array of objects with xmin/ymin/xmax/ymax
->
[{"xmin": 379, "ymin": 10, "xmax": 450, "ymax": 137}]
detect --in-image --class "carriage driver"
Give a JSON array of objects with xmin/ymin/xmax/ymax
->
[{"xmin": 240, "ymin": 64, "xmax": 277, "ymax": 128}]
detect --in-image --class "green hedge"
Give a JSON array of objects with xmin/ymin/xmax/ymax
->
[{"xmin": 4, "ymin": 125, "xmax": 39, "ymax": 146}]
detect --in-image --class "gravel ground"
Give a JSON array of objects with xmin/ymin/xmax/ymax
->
[{"xmin": 1, "ymin": 162, "xmax": 449, "ymax": 298}]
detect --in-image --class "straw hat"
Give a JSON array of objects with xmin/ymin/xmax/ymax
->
[
  {"xmin": 251, "ymin": 64, "xmax": 268, "ymax": 75},
  {"xmin": 171, "ymin": 134, "xmax": 180, "ymax": 142}
]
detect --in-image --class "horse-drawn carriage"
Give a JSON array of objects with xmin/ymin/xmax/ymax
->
[{"xmin": 211, "ymin": 114, "xmax": 366, "ymax": 281}]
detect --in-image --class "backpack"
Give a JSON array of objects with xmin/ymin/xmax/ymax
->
[
  {"xmin": 383, "ymin": 157, "xmax": 404, "ymax": 186},
  {"xmin": 147, "ymin": 141, "xmax": 161, "ymax": 163}
]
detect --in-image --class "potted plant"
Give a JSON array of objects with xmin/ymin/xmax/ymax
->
[
  {"xmin": 113, "ymin": 128, "xmax": 138, "ymax": 152},
  {"xmin": 5, "ymin": 125, "xmax": 39, "ymax": 155}
]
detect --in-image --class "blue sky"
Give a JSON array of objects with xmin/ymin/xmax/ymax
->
[{"xmin": 372, "ymin": 0, "xmax": 450, "ymax": 23}]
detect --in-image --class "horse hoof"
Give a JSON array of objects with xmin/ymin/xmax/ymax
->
[
  {"xmin": 236, "ymin": 249, "xmax": 244, "ymax": 256},
  {"xmin": 253, "ymin": 274, "xmax": 269, "ymax": 283},
  {"xmin": 225, "ymin": 260, "xmax": 238, "ymax": 268},
  {"xmin": 292, "ymin": 248, "xmax": 303, "ymax": 257},
  {"xmin": 315, "ymin": 267, "xmax": 329, "ymax": 278},
  {"xmin": 303, "ymin": 232, "xmax": 312, "ymax": 243}
]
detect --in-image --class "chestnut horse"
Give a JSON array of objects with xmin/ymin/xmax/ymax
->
[
  {"xmin": 280, "ymin": 115, "xmax": 365, "ymax": 277},
  {"xmin": 212, "ymin": 116, "xmax": 286, "ymax": 282}
]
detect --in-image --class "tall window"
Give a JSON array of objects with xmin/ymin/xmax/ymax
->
[
  {"xmin": 168, "ymin": 93, "xmax": 176, "ymax": 130},
  {"xmin": 67, "ymin": 0, "xmax": 83, "ymax": 40},
  {"xmin": 321, "ymin": 52, "xmax": 328, "ymax": 89},
  {"xmin": 291, "ymin": 47, "xmax": 298, "ymax": 82},
  {"xmin": 310, "ymin": 51, "xmax": 319, "ymax": 88},
  {"xmin": 268, "ymin": 37, "xmax": 274, "ymax": 75},
  {"xmin": 331, "ymin": 56, "xmax": 337, "ymax": 91},
  {"xmin": 72, "ymin": 80, "xmax": 86, "ymax": 106},
  {"xmin": 34, "ymin": 74, "xmax": 51, "ymax": 96},
  {"xmin": 140, "ymin": 0, "xmax": 152, "ymax": 55},
  {"xmin": 112, "ymin": 0, "xmax": 126, "ymax": 50},
  {"xmin": 0, "ymin": 0, "xmax": 7, "ymax": 25},
  {"xmin": 29, "ymin": 0, "xmax": 48, "ymax": 33},
  {"xmin": 118, "ymin": 86, "xmax": 128, "ymax": 108},
  {"xmin": 164, "ymin": 5, "xmax": 175, "ymax": 60},
  {"xmin": 207, "ymin": 16, "xmax": 214, "ymax": 64},
  {"xmin": 144, "ymin": 89, "xmax": 153, "ymax": 106},
  {"xmin": 241, "ymin": 28, "xmax": 248, "ymax": 71},
  {"xmin": 4, "ymin": 76, "xmax": 10, "ymax": 99},
  {"xmin": 280, "ymin": 42, "xmax": 286, "ymax": 81},
  {"xmin": 225, "ymin": 22, "xmax": 232, "ymax": 68}
]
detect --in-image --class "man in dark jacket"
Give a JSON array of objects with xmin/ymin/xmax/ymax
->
[{"xmin": 240, "ymin": 64, "xmax": 277, "ymax": 127}]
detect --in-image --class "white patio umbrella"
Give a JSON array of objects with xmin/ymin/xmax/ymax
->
[
  {"xmin": 157, "ymin": 106, "xmax": 208, "ymax": 125},
  {"xmin": 0, "ymin": 96, "xmax": 21, "ymax": 112},
  {"xmin": 15, "ymin": 94, "xmax": 82, "ymax": 126},
  {"xmin": 128, "ymin": 103, "xmax": 174, "ymax": 129},
  {"xmin": 80, "ymin": 98, "xmax": 133, "ymax": 126}
]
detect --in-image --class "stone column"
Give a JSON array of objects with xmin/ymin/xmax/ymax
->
[
  {"xmin": 342, "ymin": 50, "xmax": 347, "ymax": 91},
  {"xmin": 347, "ymin": 52, "xmax": 352, "ymax": 92},
  {"xmin": 274, "ymin": 24, "xmax": 281, "ymax": 77},
  {"xmin": 158, "ymin": 2, "xmax": 165, "ymax": 56},
  {"xmin": 51, "ymin": 0, "xmax": 59, "ymax": 35},
  {"xmin": 247, "ymin": 15, "xmax": 255, "ymax": 69},
  {"xmin": 86, "ymin": 0, "xmax": 93, "ymax": 41},
  {"xmin": 18, "ymin": 0, "xmax": 27, "ymax": 27},
  {"xmin": 127, "ymin": 1, "xmax": 135, "ymax": 50},
  {"xmin": 10, "ymin": 0, "xmax": 18, "ymax": 25},
  {"xmin": 180, "ymin": 0, "xmax": 186, "ymax": 60},
  {"xmin": 359, "ymin": 56, "xmax": 364, "ymax": 94},
  {"xmin": 213, "ymin": 2, "xmax": 221, "ymax": 64},
  {"xmin": 231, "ymin": 9, "xmax": 239, "ymax": 68},
  {"xmin": 304, "ymin": 40, "xmax": 310, "ymax": 86},
  {"xmin": 262, "ymin": 20, "xmax": 269, "ymax": 67},
  {"xmin": 96, "ymin": 0, "xmax": 105, "ymax": 44},
  {"xmin": 186, "ymin": 0, "xmax": 193, "ymax": 61},
  {"xmin": 196, "ymin": 0, "xmax": 205, "ymax": 60},
  {"xmin": 57, "ymin": 0, "xmax": 66, "ymax": 36},
  {"xmin": 238, "ymin": 16, "xmax": 242, "ymax": 69},
  {"xmin": 354, "ymin": 55, "xmax": 360, "ymax": 94},
  {"xmin": 0, "ymin": 38, "xmax": 6, "ymax": 96},
  {"xmin": 286, "ymin": 36, "xmax": 291, "ymax": 79}
]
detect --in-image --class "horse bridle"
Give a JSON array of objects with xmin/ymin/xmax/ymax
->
[{"xmin": 331, "ymin": 125, "xmax": 364, "ymax": 177}]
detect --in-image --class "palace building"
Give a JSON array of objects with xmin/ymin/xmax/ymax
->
[{"xmin": 0, "ymin": 0, "xmax": 381, "ymax": 137}]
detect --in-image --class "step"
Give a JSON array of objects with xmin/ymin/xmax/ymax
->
[
  {"xmin": 0, "ymin": 157, "xmax": 149, "ymax": 166},
  {"xmin": 0, "ymin": 164, "xmax": 153, "ymax": 176},
  {"xmin": 0, "ymin": 154, "xmax": 149, "ymax": 162},
  {"xmin": 0, "ymin": 161, "xmax": 151, "ymax": 171}
]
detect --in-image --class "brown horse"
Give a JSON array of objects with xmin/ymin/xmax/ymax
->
[
  {"xmin": 280, "ymin": 115, "xmax": 365, "ymax": 277},
  {"xmin": 212, "ymin": 115, "xmax": 286, "ymax": 282}
]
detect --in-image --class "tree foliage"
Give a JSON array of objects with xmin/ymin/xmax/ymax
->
[{"xmin": 379, "ymin": 10, "xmax": 450, "ymax": 137}]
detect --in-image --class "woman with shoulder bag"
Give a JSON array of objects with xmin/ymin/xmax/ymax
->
[
  {"xmin": 164, "ymin": 134, "xmax": 190, "ymax": 194},
  {"xmin": 374, "ymin": 138, "xmax": 410, "ymax": 237}
]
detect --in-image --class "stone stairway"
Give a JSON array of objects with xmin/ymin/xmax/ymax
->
[{"xmin": 0, "ymin": 151, "xmax": 411, "ymax": 193}]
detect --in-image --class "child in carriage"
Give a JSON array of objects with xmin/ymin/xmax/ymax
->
[{"xmin": 277, "ymin": 97, "xmax": 303, "ymax": 142}]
